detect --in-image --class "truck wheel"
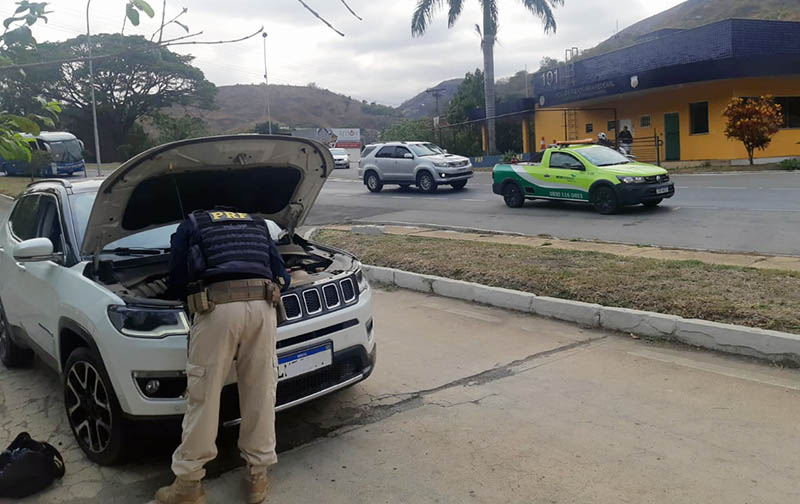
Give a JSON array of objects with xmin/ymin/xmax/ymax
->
[
  {"xmin": 503, "ymin": 183, "xmax": 524, "ymax": 208},
  {"xmin": 365, "ymin": 172, "xmax": 383, "ymax": 193},
  {"xmin": 64, "ymin": 347, "xmax": 126, "ymax": 465},
  {"xmin": 417, "ymin": 172, "xmax": 437, "ymax": 193},
  {"xmin": 450, "ymin": 180, "xmax": 468, "ymax": 190},
  {"xmin": 0, "ymin": 297, "xmax": 33, "ymax": 368},
  {"xmin": 592, "ymin": 186, "xmax": 620, "ymax": 214},
  {"xmin": 643, "ymin": 199, "xmax": 663, "ymax": 208}
]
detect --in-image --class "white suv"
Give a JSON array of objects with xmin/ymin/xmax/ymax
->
[
  {"xmin": 358, "ymin": 141, "xmax": 473, "ymax": 193},
  {"xmin": 0, "ymin": 136, "xmax": 376, "ymax": 465}
]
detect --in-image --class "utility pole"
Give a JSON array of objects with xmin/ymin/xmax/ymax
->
[
  {"xmin": 86, "ymin": 0, "xmax": 101, "ymax": 177},
  {"xmin": 525, "ymin": 64, "xmax": 529, "ymax": 98},
  {"xmin": 262, "ymin": 32, "xmax": 272, "ymax": 134},
  {"xmin": 425, "ymin": 86, "xmax": 445, "ymax": 117}
]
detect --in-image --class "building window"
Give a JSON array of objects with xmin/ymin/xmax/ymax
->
[
  {"xmin": 585, "ymin": 123, "xmax": 593, "ymax": 133},
  {"xmin": 640, "ymin": 115, "xmax": 651, "ymax": 128},
  {"xmin": 607, "ymin": 120, "xmax": 616, "ymax": 131},
  {"xmin": 690, "ymin": 101, "xmax": 709, "ymax": 134},
  {"xmin": 776, "ymin": 97, "xmax": 800, "ymax": 128}
]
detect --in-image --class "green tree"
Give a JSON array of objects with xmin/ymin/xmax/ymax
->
[
  {"xmin": 412, "ymin": 0, "xmax": 563, "ymax": 154},
  {"xmin": 150, "ymin": 112, "xmax": 208, "ymax": 143},
  {"xmin": 253, "ymin": 121, "xmax": 291, "ymax": 135},
  {"xmin": 447, "ymin": 69, "xmax": 485, "ymax": 123},
  {"xmin": 380, "ymin": 119, "xmax": 435, "ymax": 143},
  {"xmin": 539, "ymin": 56, "xmax": 561, "ymax": 70},
  {"xmin": 723, "ymin": 96, "xmax": 783, "ymax": 166},
  {"xmin": 11, "ymin": 34, "xmax": 217, "ymax": 160}
]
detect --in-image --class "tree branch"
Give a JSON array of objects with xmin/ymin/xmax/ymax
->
[
  {"xmin": 161, "ymin": 26, "xmax": 263, "ymax": 47},
  {"xmin": 296, "ymin": 0, "xmax": 345, "ymax": 37}
]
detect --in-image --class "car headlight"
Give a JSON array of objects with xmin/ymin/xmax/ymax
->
[
  {"xmin": 108, "ymin": 305, "xmax": 190, "ymax": 338},
  {"xmin": 617, "ymin": 175, "xmax": 645, "ymax": 184},
  {"xmin": 355, "ymin": 268, "xmax": 369, "ymax": 293},
  {"xmin": 433, "ymin": 161, "xmax": 449, "ymax": 168}
]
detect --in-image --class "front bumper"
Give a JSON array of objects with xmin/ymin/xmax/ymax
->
[
  {"xmin": 615, "ymin": 182, "xmax": 675, "ymax": 205},
  {"xmin": 334, "ymin": 160, "xmax": 350, "ymax": 169},
  {"xmin": 434, "ymin": 168, "xmax": 473, "ymax": 184},
  {"xmin": 113, "ymin": 284, "xmax": 376, "ymax": 418}
]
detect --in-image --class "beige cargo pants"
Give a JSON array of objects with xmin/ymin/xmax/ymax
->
[{"xmin": 172, "ymin": 300, "xmax": 278, "ymax": 480}]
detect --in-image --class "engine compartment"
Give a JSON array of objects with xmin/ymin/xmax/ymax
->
[{"xmin": 90, "ymin": 236, "xmax": 354, "ymax": 304}]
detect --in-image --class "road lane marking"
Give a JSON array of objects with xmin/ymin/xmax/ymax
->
[
  {"xmin": 628, "ymin": 350, "xmax": 800, "ymax": 391},
  {"xmin": 459, "ymin": 198, "xmax": 488, "ymax": 202},
  {"xmin": 427, "ymin": 303, "xmax": 502, "ymax": 323},
  {"xmin": 705, "ymin": 186, "xmax": 747, "ymax": 190}
]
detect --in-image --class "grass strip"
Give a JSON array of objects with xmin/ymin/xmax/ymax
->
[{"xmin": 316, "ymin": 229, "xmax": 800, "ymax": 335}]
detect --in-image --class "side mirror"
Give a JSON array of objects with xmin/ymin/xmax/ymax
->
[
  {"xmin": 403, "ymin": 153, "xmax": 413, "ymax": 159},
  {"xmin": 78, "ymin": 140, "xmax": 85, "ymax": 150},
  {"xmin": 13, "ymin": 238, "xmax": 62, "ymax": 263}
]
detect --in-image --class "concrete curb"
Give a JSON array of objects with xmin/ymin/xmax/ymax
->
[{"xmin": 363, "ymin": 265, "xmax": 800, "ymax": 366}]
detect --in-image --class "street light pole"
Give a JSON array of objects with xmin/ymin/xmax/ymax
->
[
  {"xmin": 86, "ymin": 0, "xmax": 102, "ymax": 177},
  {"xmin": 262, "ymin": 32, "xmax": 272, "ymax": 135}
]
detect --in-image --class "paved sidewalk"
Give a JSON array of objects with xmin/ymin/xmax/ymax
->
[{"xmin": 329, "ymin": 224, "xmax": 800, "ymax": 272}]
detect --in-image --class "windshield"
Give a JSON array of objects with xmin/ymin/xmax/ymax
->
[
  {"xmin": 329, "ymin": 148, "xmax": 347, "ymax": 155},
  {"xmin": 575, "ymin": 145, "xmax": 631, "ymax": 166},
  {"xmin": 70, "ymin": 192, "xmax": 177, "ymax": 253},
  {"xmin": 46, "ymin": 139, "xmax": 83, "ymax": 164},
  {"xmin": 421, "ymin": 143, "xmax": 445, "ymax": 154},
  {"xmin": 408, "ymin": 144, "xmax": 440, "ymax": 157}
]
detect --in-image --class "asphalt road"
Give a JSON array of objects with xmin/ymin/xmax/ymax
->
[{"xmin": 308, "ymin": 168, "xmax": 800, "ymax": 255}]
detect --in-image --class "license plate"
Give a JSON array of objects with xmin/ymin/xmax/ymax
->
[
  {"xmin": 277, "ymin": 344, "xmax": 332, "ymax": 380},
  {"xmin": 656, "ymin": 186, "xmax": 670, "ymax": 195}
]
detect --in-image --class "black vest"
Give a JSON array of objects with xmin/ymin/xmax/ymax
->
[{"xmin": 186, "ymin": 210, "xmax": 274, "ymax": 284}]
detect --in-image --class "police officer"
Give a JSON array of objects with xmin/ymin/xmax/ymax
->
[{"xmin": 156, "ymin": 208, "xmax": 291, "ymax": 504}]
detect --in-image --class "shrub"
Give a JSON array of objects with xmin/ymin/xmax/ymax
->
[{"xmin": 779, "ymin": 158, "xmax": 800, "ymax": 171}]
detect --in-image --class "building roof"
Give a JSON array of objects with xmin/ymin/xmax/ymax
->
[{"xmin": 534, "ymin": 19, "xmax": 800, "ymax": 108}]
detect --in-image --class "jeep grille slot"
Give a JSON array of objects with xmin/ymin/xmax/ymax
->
[
  {"xmin": 323, "ymin": 284, "xmax": 341, "ymax": 309},
  {"xmin": 303, "ymin": 290, "xmax": 322, "ymax": 315},
  {"xmin": 282, "ymin": 294, "xmax": 302, "ymax": 320},
  {"xmin": 340, "ymin": 279, "xmax": 356, "ymax": 302}
]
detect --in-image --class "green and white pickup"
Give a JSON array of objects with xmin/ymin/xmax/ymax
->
[{"xmin": 492, "ymin": 145, "xmax": 675, "ymax": 214}]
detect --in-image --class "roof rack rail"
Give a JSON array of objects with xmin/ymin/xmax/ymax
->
[{"xmin": 26, "ymin": 178, "xmax": 73, "ymax": 189}]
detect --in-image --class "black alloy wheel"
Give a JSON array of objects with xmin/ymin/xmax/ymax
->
[
  {"xmin": 503, "ymin": 183, "xmax": 525, "ymax": 208},
  {"xmin": 0, "ymin": 297, "xmax": 33, "ymax": 367},
  {"xmin": 417, "ymin": 172, "xmax": 437, "ymax": 193},
  {"xmin": 64, "ymin": 348, "xmax": 125, "ymax": 465},
  {"xmin": 365, "ymin": 172, "xmax": 383, "ymax": 193},
  {"xmin": 592, "ymin": 186, "xmax": 621, "ymax": 215}
]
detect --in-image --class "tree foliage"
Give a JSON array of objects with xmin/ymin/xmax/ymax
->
[
  {"xmin": 723, "ymin": 96, "xmax": 782, "ymax": 165},
  {"xmin": 380, "ymin": 119, "xmax": 435, "ymax": 143},
  {"xmin": 253, "ymin": 121, "xmax": 292, "ymax": 135},
  {"xmin": 447, "ymin": 68, "xmax": 485, "ymax": 123}
]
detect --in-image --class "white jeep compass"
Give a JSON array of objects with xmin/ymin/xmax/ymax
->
[{"xmin": 0, "ymin": 135, "xmax": 376, "ymax": 465}]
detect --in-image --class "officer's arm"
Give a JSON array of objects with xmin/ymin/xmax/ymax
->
[
  {"xmin": 268, "ymin": 237, "xmax": 291, "ymax": 290},
  {"xmin": 168, "ymin": 222, "xmax": 190, "ymax": 300}
]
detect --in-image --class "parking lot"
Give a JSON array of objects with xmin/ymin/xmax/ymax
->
[{"xmin": 3, "ymin": 288, "xmax": 800, "ymax": 503}]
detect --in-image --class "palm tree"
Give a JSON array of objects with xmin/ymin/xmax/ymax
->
[{"xmin": 412, "ymin": 0, "xmax": 563, "ymax": 154}]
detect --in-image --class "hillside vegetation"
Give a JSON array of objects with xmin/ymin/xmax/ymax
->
[{"xmin": 582, "ymin": 0, "xmax": 800, "ymax": 58}]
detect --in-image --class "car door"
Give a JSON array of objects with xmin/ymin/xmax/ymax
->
[
  {"xmin": 0, "ymin": 194, "xmax": 41, "ymax": 337},
  {"xmin": 393, "ymin": 146, "xmax": 416, "ymax": 182},
  {"xmin": 374, "ymin": 146, "xmax": 396, "ymax": 179},
  {"xmin": 14, "ymin": 193, "xmax": 69, "ymax": 356},
  {"xmin": 544, "ymin": 152, "xmax": 591, "ymax": 201}
]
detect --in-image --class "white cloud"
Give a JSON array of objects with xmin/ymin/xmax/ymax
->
[{"xmin": 10, "ymin": 0, "xmax": 686, "ymax": 105}]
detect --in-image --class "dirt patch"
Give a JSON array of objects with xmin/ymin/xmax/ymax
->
[{"xmin": 316, "ymin": 229, "xmax": 800, "ymax": 334}]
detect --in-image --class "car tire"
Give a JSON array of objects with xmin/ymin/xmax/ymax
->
[
  {"xmin": 450, "ymin": 180, "xmax": 468, "ymax": 190},
  {"xmin": 417, "ymin": 172, "xmax": 437, "ymax": 193},
  {"xmin": 64, "ymin": 347, "xmax": 126, "ymax": 465},
  {"xmin": 365, "ymin": 172, "xmax": 383, "ymax": 193},
  {"xmin": 592, "ymin": 186, "xmax": 621, "ymax": 214},
  {"xmin": 0, "ymin": 297, "xmax": 34, "ymax": 368},
  {"xmin": 503, "ymin": 183, "xmax": 525, "ymax": 208},
  {"xmin": 643, "ymin": 199, "xmax": 663, "ymax": 208}
]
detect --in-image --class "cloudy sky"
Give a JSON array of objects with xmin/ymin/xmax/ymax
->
[{"xmin": 12, "ymin": 0, "xmax": 685, "ymax": 105}]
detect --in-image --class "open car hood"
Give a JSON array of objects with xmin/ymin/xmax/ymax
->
[{"xmin": 81, "ymin": 135, "xmax": 333, "ymax": 256}]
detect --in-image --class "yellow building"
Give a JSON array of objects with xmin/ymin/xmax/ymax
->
[{"xmin": 532, "ymin": 19, "xmax": 800, "ymax": 164}]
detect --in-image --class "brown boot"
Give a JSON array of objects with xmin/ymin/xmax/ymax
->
[
  {"xmin": 155, "ymin": 478, "xmax": 207, "ymax": 504},
  {"xmin": 246, "ymin": 469, "xmax": 269, "ymax": 503}
]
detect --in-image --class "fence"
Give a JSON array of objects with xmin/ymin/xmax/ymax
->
[{"xmin": 621, "ymin": 132, "xmax": 663, "ymax": 166}]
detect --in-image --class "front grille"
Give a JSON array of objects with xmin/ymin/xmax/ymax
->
[
  {"xmin": 303, "ymin": 290, "xmax": 322, "ymax": 314},
  {"xmin": 282, "ymin": 294, "xmax": 302, "ymax": 320},
  {"xmin": 322, "ymin": 284, "xmax": 340, "ymax": 309},
  {"xmin": 340, "ymin": 279, "xmax": 356, "ymax": 302},
  {"xmin": 645, "ymin": 174, "xmax": 670, "ymax": 184}
]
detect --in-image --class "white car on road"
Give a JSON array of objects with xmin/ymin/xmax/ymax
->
[
  {"xmin": 329, "ymin": 147, "xmax": 351, "ymax": 169},
  {"xmin": 358, "ymin": 141, "xmax": 473, "ymax": 193},
  {"xmin": 0, "ymin": 135, "xmax": 376, "ymax": 465}
]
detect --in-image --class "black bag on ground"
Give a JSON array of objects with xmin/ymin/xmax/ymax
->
[{"xmin": 0, "ymin": 432, "xmax": 65, "ymax": 498}]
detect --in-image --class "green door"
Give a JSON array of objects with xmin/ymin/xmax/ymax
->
[{"xmin": 664, "ymin": 113, "xmax": 680, "ymax": 161}]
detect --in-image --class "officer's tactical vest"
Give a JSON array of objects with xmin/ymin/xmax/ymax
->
[{"xmin": 186, "ymin": 210, "xmax": 274, "ymax": 283}]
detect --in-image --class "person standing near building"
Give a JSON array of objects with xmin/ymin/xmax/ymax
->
[
  {"xmin": 156, "ymin": 209, "xmax": 291, "ymax": 504},
  {"xmin": 619, "ymin": 126, "xmax": 634, "ymax": 155},
  {"xmin": 540, "ymin": 136, "xmax": 547, "ymax": 151}
]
